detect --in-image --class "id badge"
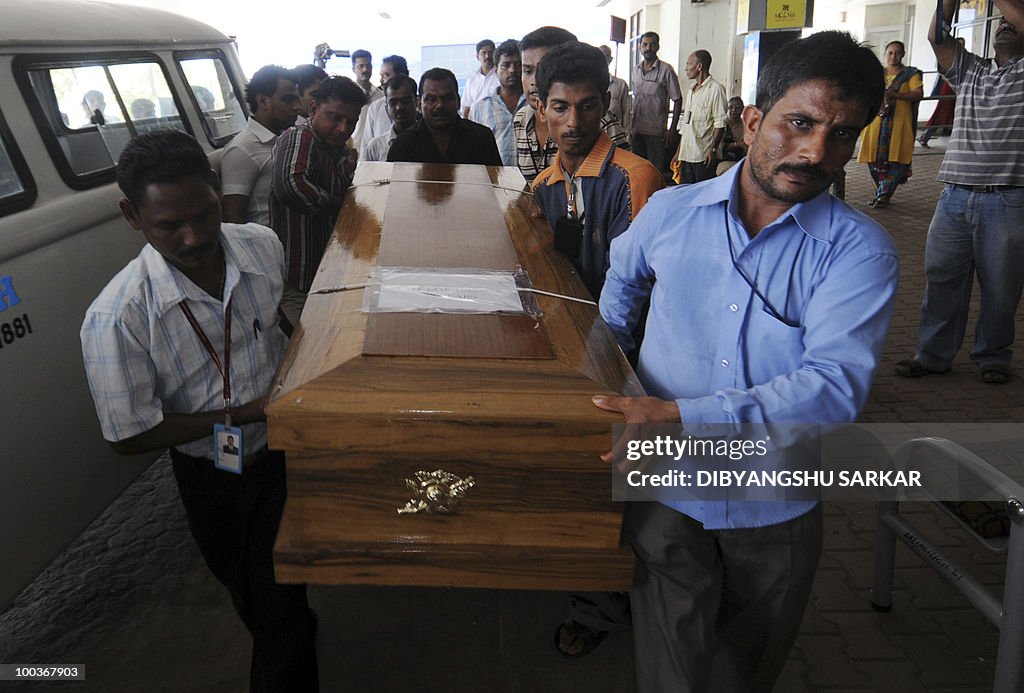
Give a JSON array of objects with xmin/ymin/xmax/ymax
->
[
  {"xmin": 214, "ymin": 424, "xmax": 243, "ymax": 474},
  {"xmin": 553, "ymin": 215, "xmax": 584, "ymax": 257}
]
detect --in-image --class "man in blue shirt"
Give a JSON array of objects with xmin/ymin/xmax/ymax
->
[{"xmin": 597, "ymin": 31, "xmax": 898, "ymax": 692}]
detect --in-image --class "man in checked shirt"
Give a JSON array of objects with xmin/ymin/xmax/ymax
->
[{"xmin": 82, "ymin": 130, "xmax": 317, "ymax": 691}]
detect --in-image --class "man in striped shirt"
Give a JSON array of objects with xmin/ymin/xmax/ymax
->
[
  {"xmin": 896, "ymin": 0, "xmax": 1024, "ymax": 384},
  {"xmin": 270, "ymin": 76, "xmax": 365, "ymax": 323},
  {"xmin": 513, "ymin": 26, "xmax": 631, "ymax": 183},
  {"xmin": 601, "ymin": 44, "xmax": 631, "ymax": 134}
]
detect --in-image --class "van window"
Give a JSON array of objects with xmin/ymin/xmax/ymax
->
[
  {"xmin": 0, "ymin": 144, "xmax": 26, "ymax": 199},
  {"xmin": 0, "ymin": 111, "xmax": 36, "ymax": 216},
  {"xmin": 177, "ymin": 53, "xmax": 247, "ymax": 147},
  {"xmin": 16, "ymin": 55, "xmax": 187, "ymax": 190}
]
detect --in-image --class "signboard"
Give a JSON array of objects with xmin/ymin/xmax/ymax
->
[
  {"xmin": 739, "ymin": 0, "xmax": 814, "ymax": 32},
  {"xmin": 766, "ymin": 0, "xmax": 809, "ymax": 29}
]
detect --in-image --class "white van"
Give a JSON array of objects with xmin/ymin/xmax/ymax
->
[{"xmin": 0, "ymin": 0, "xmax": 250, "ymax": 609}]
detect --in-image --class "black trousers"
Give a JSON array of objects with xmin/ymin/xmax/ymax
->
[
  {"xmin": 170, "ymin": 448, "xmax": 318, "ymax": 692},
  {"xmin": 676, "ymin": 160, "xmax": 717, "ymax": 184},
  {"xmin": 625, "ymin": 502, "xmax": 822, "ymax": 693}
]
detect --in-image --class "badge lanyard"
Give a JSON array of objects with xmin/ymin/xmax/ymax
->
[
  {"xmin": 178, "ymin": 296, "xmax": 234, "ymax": 427},
  {"xmin": 552, "ymin": 167, "xmax": 586, "ymax": 258},
  {"xmin": 561, "ymin": 165, "xmax": 583, "ymax": 221}
]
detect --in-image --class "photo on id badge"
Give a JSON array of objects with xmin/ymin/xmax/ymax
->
[{"xmin": 214, "ymin": 424, "xmax": 243, "ymax": 474}]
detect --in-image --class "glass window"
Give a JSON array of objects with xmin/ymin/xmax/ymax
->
[
  {"xmin": 177, "ymin": 55, "xmax": 246, "ymax": 146},
  {"xmin": 18, "ymin": 56, "xmax": 186, "ymax": 187},
  {"xmin": 109, "ymin": 62, "xmax": 183, "ymax": 134},
  {"xmin": 0, "ymin": 110, "xmax": 36, "ymax": 216},
  {"xmin": 956, "ymin": 0, "xmax": 1001, "ymax": 57}
]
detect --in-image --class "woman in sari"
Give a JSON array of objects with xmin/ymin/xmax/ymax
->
[{"xmin": 857, "ymin": 41, "xmax": 923, "ymax": 207}]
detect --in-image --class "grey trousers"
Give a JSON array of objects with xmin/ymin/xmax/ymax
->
[
  {"xmin": 631, "ymin": 133, "xmax": 668, "ymax": 176},
  {"xmin": 625, "ymin": 502, "xmax": 822, "ymax": 693}
]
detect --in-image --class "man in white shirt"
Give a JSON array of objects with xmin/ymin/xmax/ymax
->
[
  {"xmin": 350, "ymin": 49, "xmax": 383, "ymax": 149},
  {"xmin": 674, "ymin": 49, "xmax": 727, "ymax": 183},
  {"xmin": 460, "ymin": 39, "xmax": 498, "ymax": 118},
  {"xmin": 80, "ymin": 130, "xmax": 317, "ymax": 692},
  {"xmin": 220, "ymin": 65, "xmax": 300, "ymax": 225}
]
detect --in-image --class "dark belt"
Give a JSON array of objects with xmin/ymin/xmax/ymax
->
[
  {"xmin": 170, "ymin": 445, "xmax": 273, "ymax": 466},
  {"xmin": 952, "ymin": 183, "xmax": 1023, "ymax": 193}
]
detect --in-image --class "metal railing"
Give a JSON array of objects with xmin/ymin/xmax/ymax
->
[{"xmin": 872, "ymin": 437, "xmax": 1024, "ymax": 693}]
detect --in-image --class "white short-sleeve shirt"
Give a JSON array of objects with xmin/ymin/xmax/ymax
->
[
  {"xmin": 220, "ymin": 118, "xmax": 278, "ymax": 225},
  {"xmin": 81, "ymin": 224, "xmax": 288, "ymax": 459}
]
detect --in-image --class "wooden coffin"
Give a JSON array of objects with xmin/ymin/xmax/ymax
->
[{"xmin": 268, "ymin": 162, "xmax": 642, "ymax": 590}]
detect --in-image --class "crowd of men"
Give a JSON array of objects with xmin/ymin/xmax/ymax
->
[
  {"xmin": 212, "ymin": 33, "xmax": 759, "ymax": 326},
  {"xmin": 78, "ymin": 6, "xmax": 1022, "ymax": 691}
]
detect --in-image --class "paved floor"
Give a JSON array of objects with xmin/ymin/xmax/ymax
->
[{"xmin": 2, "ymin": 141, "xmax": 1021, "ymax": 692}]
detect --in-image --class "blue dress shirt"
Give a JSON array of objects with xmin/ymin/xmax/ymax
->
[{"xmin": 600, "ymin": 162, "xmax": 899, "ymax": 529}]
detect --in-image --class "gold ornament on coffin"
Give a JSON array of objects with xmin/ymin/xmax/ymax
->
[{"xmin": 397, "ymin": 469, "xmax": 476, "ymax": 515}]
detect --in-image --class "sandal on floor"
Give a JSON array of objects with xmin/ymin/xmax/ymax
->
[
  {"xmin": 894, "ymin": 358, "xmax": 949, "ymax": 378},
  {"xmin": 981, "ymin": 368, "xmax": 1011, "ymax": 384},
  {"xmin": 554, "ymin": 620, "xmax": 608, "ymax": 659}
]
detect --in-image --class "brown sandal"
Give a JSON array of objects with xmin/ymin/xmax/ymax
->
[{"xmin": 554, "ymin": 620, "xmax": 608, "ymax": 659}]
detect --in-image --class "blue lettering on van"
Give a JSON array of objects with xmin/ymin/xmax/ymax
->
[{"xmin": 0, "ymin": 276, "xmax": 21, "ymax": 312}]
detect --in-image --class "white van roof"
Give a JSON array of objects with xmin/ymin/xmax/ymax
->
[{"xmin": 1, "ymin": 0, "xmax": 231, "ymax": 47}]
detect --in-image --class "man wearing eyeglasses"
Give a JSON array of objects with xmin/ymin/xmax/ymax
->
[
  {"xmin": 387, "ymin": 67, "xmax": 502, "ymax": 166},
  {"xmin": 596, "ymin": 31, "xmax": 899, "ymax": 692},
  {"xmin": 363, "ymin": 75, "xmax": 419, "ymax": 162},
  {"xmin": 630, "ymin": 32, "xmax": 682, "ymax": 176}
]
